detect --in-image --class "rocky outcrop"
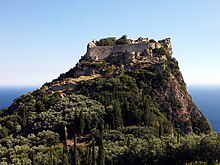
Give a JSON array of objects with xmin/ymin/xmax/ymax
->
[{"xmin": 44, "ymin": 36, "xmax": 212, "ymax": 134}]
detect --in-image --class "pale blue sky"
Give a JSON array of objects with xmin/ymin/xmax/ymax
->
[{"xmin": 0, "ymin": 0, "xmax": 219, "ymax": 86}]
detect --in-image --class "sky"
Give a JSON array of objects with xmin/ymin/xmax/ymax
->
[{"xmin": 0, "ymin": 0, "xmax": 219, "ymax": 86}]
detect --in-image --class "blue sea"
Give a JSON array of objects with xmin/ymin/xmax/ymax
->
[
  {"xmin": 0, "ymin": 86, "xmax": 38, "ymax": 110},
  {"xmin": 0, "ymin": 86, "xmax": 220, "ymax": 131},
  {"xmin": 188, "ymin": 86, "xmax": 220, "ymax": 132}
]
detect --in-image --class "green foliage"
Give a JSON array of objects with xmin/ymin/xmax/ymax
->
[
  {"xmin": 96, "ymin": 35, "xmax": 129, "ymax": 46},
  {"xmin": 92, "ymin": 139, "xmax": 97, "ymax": 165},
  {"xmin": 73, "ymin": 134, "xmax": 77, "ymax": 165},
  {"xmin": 116, "ymin": 35, "xmax": 129, "ymax": 45},
  {"xmin": 153, "ymin": 47, "xmax": 168, "ymax": 56},
  {"xmin": 106, "ymin": 101, "xmax": 123, "ymax": 129},
  {"xmin": 96, "ymin": 37, "xmax": 116, "ymax": 46},
  {"xmin": 0, "ymin": 125, "xmax": 8, "ymax": 138},
  {"xmin": 97, "ymin": 135, "xmax": 105, "ymax": 165},
  {"xmin": 79, "ymin": 110, "xmax": 85, "ymax": 135},
  {"xmin": 0, "ymin": 45, "xmax": 214, "ymax": 164},
  {"xmin": 77, "ymin": 70, "xmax": 172, "ymax": 132},
  {"xmin": 185, "ymin": 161, "xmax": 208, "ymax": 165}
]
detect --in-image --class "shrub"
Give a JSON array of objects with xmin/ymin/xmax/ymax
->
[
  {"xmin": 96, "ymin": 37, "xmax": 116, "ymax": 46},
  {"xmin": 116, "ymin": 35, "xmax": 129, "ymax": 45}
]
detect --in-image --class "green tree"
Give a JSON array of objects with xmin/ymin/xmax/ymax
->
[
  {"xmin": 158, "ymin": 122, "xmax": 163, "ymax": 138},
  {"xmin": 74, "ymin": 109, "xmax": 79, "ymax": 134},
  {"xmin": 35, "ymin": 100, "xmax": 45, "ymax": 112},
  {"xmin": 48, "ymin": 93, "xmax": 61, "ymax": 106},
  {"xmin": 79, "ymin": 110, "xmax": 85, "ymax": 135},
  {"xmin": 96, "ymin": 37, "xmax": 116, "ymax": 46},
  {"xmin": 92, "ymin": 139, "xmax": 97, "ymax": 165},
  {"xmin": 116, "ymin": 35, "xmax": 129, "ymax": 45},
  {"xmin": 109, "ymin": 101, "xmax": 123, "ymax": 129},
  {"xmin": 73, "ymin": 134, "xmax": 77, "ymax": 165},
  {"xmin": 0, "ymin": 126, "xmax": 8, "ymax": 138},
  {"xmin": 127, "ymin": 137, "xmax": 130, "ymax": 147},
  {"xmin": 98, "ymin": 115, "xmax": 104, "ymax": 133},
  {"xmin": 97, "ymin": 135, "xmax": 105, "ymax": 165},
  {"xmin": 63, "ymin": 153, "xmax": 70, "ymax": 165}
]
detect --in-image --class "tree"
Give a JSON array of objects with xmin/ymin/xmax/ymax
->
[
  {"xmin": 92, "ymin": 139, "xmax": 97, "ymax": 165},
  {"xmin": 73, "ymin": 134, "xmax": 77, "ymax": 165},
  {"xmin": 98, "ymin": 115, "xmax": 104, "ymax": 133},
  {"xmin": 79, "ymin": 110, "xmax": 85, "ymax": 135},
  {"xmin": 158, "ymin": 123, "xmax": 163, "ymax": 138},
  {"xmin": 109, "ymin": 101, "xmax": 123, "ymax": 129},
  {"xmin": 97, "ymin": 135, "xmax": 105, "ymax": 165},
  {"xmin": 127, "ymin": 137, "xmax": 130, "ymax": 147},
  {"xmin": 0, "ymin": 126, "xmax": 8, "ymax": 138},
  {"xmin": 35, "ymin": 100, "xmax": 45, "ymax": 112},
  {"xmin": 74, "ymin": 109, "xmax": 79, "ymax": 134},
  {"xmin": 63, "ymin": 154, "xmax": 70, "ymax": 165},
  {"xmin": 48, "ymin": 93, "xmax": 61, "ymax": 106},
  {"xmin": 96, "ymin": 37, "xmax": 116, "ymax": 46},
  {"xmin": 116, "ymin": 35, "xmax": 128, "ymax": 45}
]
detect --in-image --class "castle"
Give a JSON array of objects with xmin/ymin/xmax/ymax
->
[{"xmin": 86, "ymin": 37, "xmax": 173, "ymax": 60}]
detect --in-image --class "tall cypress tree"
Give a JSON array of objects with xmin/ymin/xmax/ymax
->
[
  {"xmin": 98, "ymin": 115, "xmax": 104, "ymax": 133},
  {"xmin": 97, "ymin": 135, "xmax": 105, "ymax": 165},
  {"xmin": 73, "ymin": 134, "xmax": 77, "ymax": 165},
  {"xmin": 126, "ymin": 137, "xmax": 130, "ymax": 147},
  {"xmin": 112, "ymin": 101, "xmax": 123, "ymax": 129},
  {"xmin": 92, "ymin": 139, "xmax": 96, "ymax": 165},
  {"xmin": 70, "ymin": 110, "xmax": 78, "ymax": 139},
  {"xmin": 86, "ymin": 146, "xmax": 92, "ymax": 165},
  {"xmin": 63, "ymin": 144, "xmax": 69, "ymax": 165},
  {"xmin": 159, "ymin": 122, "xmax": 163, "ymax": 138},
  {"xmin": 79, "ymin": 110, "xmax": 85, "ymax": 135}
]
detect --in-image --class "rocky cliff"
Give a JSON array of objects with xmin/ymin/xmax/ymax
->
[
  {"xmin": 41, "ymin": 36, "xmax": 211, "ymax": 134},
  {"xmin": 0, "ymin": 36, "xmax": 211, "ymax": 138}
]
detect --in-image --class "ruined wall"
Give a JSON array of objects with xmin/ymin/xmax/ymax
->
[
  {"xmin": 113, "ymin": 43, "xmax": 150, "ymax": 53},
  {"xmin": 87, "ymin": 46, "xmax": 113, "ymax": 60},
  {"xmin": 86, "ymin": 38, "xmax": 172, "ymax": 60}
]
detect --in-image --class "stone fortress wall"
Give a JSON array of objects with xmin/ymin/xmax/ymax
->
[{"xmin": 86, "ymin": 37, "xmax": 172, "ymax": 60}]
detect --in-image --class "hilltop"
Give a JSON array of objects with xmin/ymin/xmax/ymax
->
[
  {"xmin": 42, "ymin": 35, "xmax": 211, "ymax": 134},
  {"xmin": 0, "ymin": 36, "xmax": 214, "ymax": 164}
]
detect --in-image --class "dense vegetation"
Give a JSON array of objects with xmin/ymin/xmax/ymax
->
[
  {"xmin": 76, "ymin": 54, "xmax": 209, "ymax": 134},
  {"xmin": 96, "ymin": 35, "xmax": 129, "ymax": 46},
  {"xmin": 0, "ymin": 41, "xmax": 215, "ymax": 164},
  {"xmin": 1, "ymin": 124, "xmax": 220, "ymax": 164},
  {"xmin": 77, "ymin": 69, "xmax": 172, "ymax": 132}
]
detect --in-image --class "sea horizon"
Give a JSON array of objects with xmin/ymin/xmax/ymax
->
[{"xmin": 0, "ymin": 86, "xmax": 39, "ymax": 110}]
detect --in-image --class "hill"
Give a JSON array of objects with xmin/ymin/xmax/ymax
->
[{"xmin": 0, "ymin": 36, "xmax": 215, "ymax": 165}]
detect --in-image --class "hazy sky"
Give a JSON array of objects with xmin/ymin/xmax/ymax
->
[{"xmin": 0, "ymin": 0, "xmax": 219, "ymax": 86}]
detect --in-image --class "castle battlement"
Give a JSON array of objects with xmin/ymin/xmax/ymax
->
[{"xmin": 86, "ymin": 37, "xmax": 172, "ymax": 60}]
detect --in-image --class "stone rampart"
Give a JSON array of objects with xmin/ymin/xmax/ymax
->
[{"xmin": 86, "ymin": 38, "xmax": 172, "ymax": 60}]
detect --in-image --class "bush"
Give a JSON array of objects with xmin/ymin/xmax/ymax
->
[
  {"xmin": 116, "ymin": 35, "xmax": 129, "ymax": 45},
  {"xmin": 96, "ymin": 37, "xmax": 116, "ymax": 46}
]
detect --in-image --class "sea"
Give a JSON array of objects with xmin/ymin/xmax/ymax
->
[
  {"xmin": 0, "ymin": 86, "xmax": 220, "ymax": 131},
  {"xmin": 0, "ymin": 86, "xmax": 38, "ymax": 110},
  {"xmin": 188, "ymin": 86, "xmax": 220, "ymax": 132}
]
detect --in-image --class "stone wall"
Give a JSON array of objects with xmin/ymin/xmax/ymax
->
[
  {"xmin": 87, "ymin": 46, "xmax": 113, "ymax": 60},
  {"xmin": 113, "ymin": 43, "xmax": 150, "ymax": 53},
  {"xmin": 86, "ymin": 38, "xmax": 172, "ymax": 60}
]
